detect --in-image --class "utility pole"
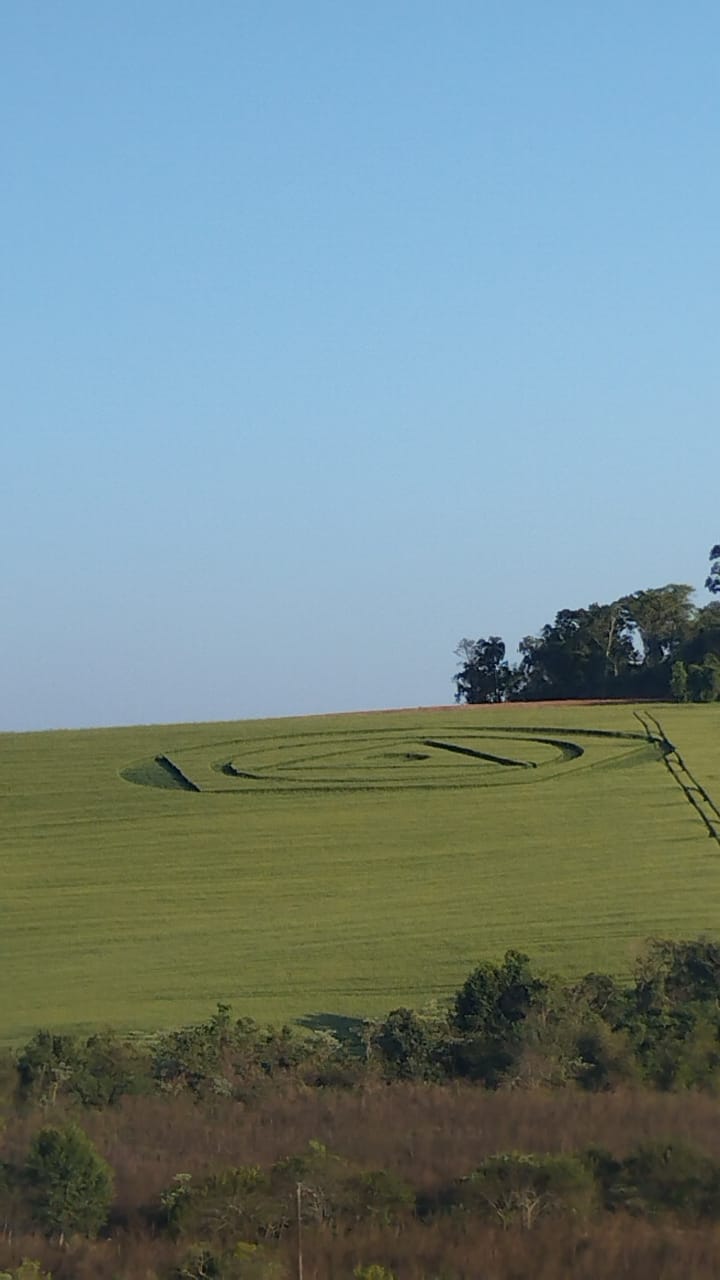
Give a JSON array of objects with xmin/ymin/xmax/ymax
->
[{"xmin": 296, "ymin": 1182, "xmax": 303, "ymax": 1280}]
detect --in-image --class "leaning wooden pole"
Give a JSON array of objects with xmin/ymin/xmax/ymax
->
[{"xmin": 296, "ymin": 1182, "xmax": 303, "ymax": 1280}]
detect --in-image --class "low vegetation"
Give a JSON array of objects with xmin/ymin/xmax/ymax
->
[{"xmin": 5, "ymin": 939, "xmax": 720, "ymax": 1276}]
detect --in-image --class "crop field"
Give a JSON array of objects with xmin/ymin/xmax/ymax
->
[{"xmin": 3, "ymin": 702, "xmax": 720, "ymax": 1043}]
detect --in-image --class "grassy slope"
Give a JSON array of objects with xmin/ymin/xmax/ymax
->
[{"xmin": 3, "ymin": 703, "xmax": 720, "ymax": 1042}]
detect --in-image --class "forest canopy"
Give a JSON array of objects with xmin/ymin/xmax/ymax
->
[{"xmin": 454, "ymin": 546, "xmax": 720, "ymax": 704}]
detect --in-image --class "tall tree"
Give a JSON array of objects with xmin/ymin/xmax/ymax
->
[
  {"xmin": 621, "ymin": 585, "xmax": 696, "ymax": 669},
  {"xmin": 453, "ymin": 636, "xmax": 510, "ymax": 704},
  {"xmin": 25, "ymin": 1123, "xmax": 113, "ymax": 1241},
  {"xmin": 677, "ymin": 600, "xmax": 720, "ymax": 670},
  {"xmin": 453, "ymin": 553, "xmax": 720, "ymax": 704},
  {"xmin": 687, "ymin": 654, "xmax": 720, "ymax": 703},
  {"xmin": 514, "ymin": 603, "xmax": 636, "ymax": 700},
  {"xmin": 706, "ymin": 544, "xmax": 720, "ymax": 596}
]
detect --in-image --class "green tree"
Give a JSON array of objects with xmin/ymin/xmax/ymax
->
[
  {"xmin": 681, "ymin": 601, "xmax": 720, "ymax": 672},
  {"xmin": 162, "ymin": 1143, "xmax": 411, "ymax": 1247},
  {"xmin": 176, "ymin": 1242, "xmax": 284, "ymax": 1280},
  {"xmin": 574, "ymin": 1020, "xmax": 640, "ymax": 1091},
  {"xmin": 371, "ymin": 1007, "xmax": 447, "ymax": 1081},
  {"xmin": 619, "ymin": 940, "xmax": 720, "ymax": 1089},
  {"xmin": 270, "ymin": 1142, "xmax": 354, "ymax": 1229},
  {"xmin": 449, "ymin": 1152, "xmax": 596, "ymax": 1228},
  {"xmin": 18, "ymin": 1030, "xmax": 150, "ymax": 1107},
  {"xmin": 0, "ymin": 1264, "xmax": 52, "ymax": 1280},
  {"xmin": 599, "ymin": 1141, "xmax": 720, "ymax": 1220},
  {"xmin": 24, "ymin": 1123, "xmax": 113, "ymax": 1242},
  {"xmin": 633, "ymin": 938, "xmax": 720, "ymax": 1011},
  {"xmin": 570, "ymin": 971, "xmax": 628, "ymax": 1024},
  {"xmin": 451, "ymin": 951, "xmax": 545, "ymax": 1084},
  {"xmin": 344, "ymin": 1169, "xmax": 414, "ymax": 1226},
  {"xmin": 670, "ymin": 660, "xmax": 689, "ymax": 702},
  {"xmin": 514, "ymin": 603, "xmax": 635, "ymax": 700},
  {"xmin": 453, "ymin": 636, "xmax": 511, "ymax": 703},
  {"xmin": 622, "ymin": 585, "xmax": 696, "ymax": 670},
  {"xmin": 17, "ymin": 1032, "xmax": 79, "ymax": 1106},
  {"xmin": 506, "ymin": 980, "xmax": 603, "ymax": 1089},
  {"xmin": 687, "ymin": 654, "xmax": 720, "ymax": 703},
  {"xmin": 162, "ymin": 1165, "xmax": 278, "ymax": 1244},
  {"xmin": 453, "ymin": 950, "xmax": 544, "ymax": 1039},
  {"xmin": 706, "ymin": 544, "xmax": 720, "ymax": 596}
]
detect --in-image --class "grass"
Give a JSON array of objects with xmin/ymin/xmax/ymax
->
[
  {"xmin": 3, "ymin": 702, "xmax": 720, "ymax": 1043},
  {"xmin": 11, "ymin": 1085, "xmax": 720, "ymax": 1279}
]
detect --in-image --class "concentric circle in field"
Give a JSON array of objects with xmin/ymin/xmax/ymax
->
[{"xmin": 122, "ymin": 722, "xmax": 654, "ymax": 794}]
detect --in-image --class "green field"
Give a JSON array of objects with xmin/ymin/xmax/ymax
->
[{"xmin": 3, "ymin": 702, "xmax": 720, "ymax": 1043}]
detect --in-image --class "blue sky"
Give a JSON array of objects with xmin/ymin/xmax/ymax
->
[{"xmin": 3, "ymin": 1, "xmax": 718, "ymax": 731}]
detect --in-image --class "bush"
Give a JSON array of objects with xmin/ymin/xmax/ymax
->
[
  {"xmin": 574, "ymin": 1020, "xmax": 641, "ymax": 1091},
  {"xmin": 343, "ymin": 1168, "xmax": 414, "ymax": 1226},
  {"xmin": 153, "ymin": 1005, "xmax": 344, "ymax": 1097},
  {"xmin": 271, "ymin": 1142, "xmax": 356, "ymax": 1229},
  {"xmin": 600, "ymin": 1141, "xmax": 720, "ymax": 1220},
  {"xmin": 0, "ymin": 1264, "xmax": 52, "ymax": 1280},
  {"xmin": 162, "ymin": 1144, "xmax": 414, "ymax": 1246},
  {"xmin": 370, "ymin": 1008, "xmax": 448, "ymax": 1081},
  {"xmin": 176, "ymin": 1242, "xmax": 284, "ymax": 1280},
  {"xmin": 688, "ymin": 655, "xmax": 720, "ymax": 702},
  {"xmin": 671, "ymin": 661, "xmax": 689, "ymax": 701},
  {"xmin": 24, "ymin": 1123, "xmax": 113, "ymax": 1240},
  {"xmin": 450, "ymin": 951, "xmax": 546, "ymax": 1086},
  {"xmin": 162, "ymin": 1166, "xmax": 279, "ymax": 1244},
  {"xmin": 17, "ymin": 1030, "xmax": 150, "ymax": 1107},
  {"xmin": 452, "ymin": 951, "xmax": 544, "ymax": 1039},
  {"xmin": 448, "ymin": 1152, "xmax": 596, "ymax": 1228}
]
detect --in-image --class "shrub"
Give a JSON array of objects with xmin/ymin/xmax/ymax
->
[
  {"xmin": 452, "ymin": 951, "xmax": 544, "ymax": 1039},
  {"xmin": 153, "ymin": 1005, "xmax": 344, "ymax": 1097},
  {"xmin": 17, "ymin": 1032, "xmax": 80, "ymax": 1106},
  {"xmin": 271, "ymin": 1142, "xmax": 353, "ymax": 1228},
  {"xmin": 688, "ymin": 655, "xmax": 720, "ymax": 702},
  {"xmin": 0, "ymin": 1264, "xmax": 52, "ymax": 1280},
  {"xmin": 343, "ymin": 1168, "xmax": 414, "ymax": 1226},
  {"xmin": 176, "ymin": 1242, "xmax": 284, "ymax": 1280},
  {"xmin": 17, "ymin": 1030, "xmax": 150, "ymax": 1107},
  {"xmin": 163, "ymin": 1144, "xmax": 414, "ymax": 1245},
  {"xmin": 370, "ymin": 1008, "xmax": 448, "ymax": 1081},
  {"xmin": 24, "ymin": 1123, "xmax": 113, "ymax": 1241},
  {"xmin": 162, "ymin": 1166, "xmax": 278, "ymax": 1244},
  {"xmin": 153, "ymin": 1004, "xmax": 253, "ymax": 1095},
  {"xmin": 574, "ymin": 1020, "xmax": 641, "ymax": 1091},
  {"xmin": 671, "ymin": 660, "xmax": 689, "ymax": 701},
  {"xmin": 601, "ymin": 1141, "xmax": 720, "ymax": 1220},
  {"xmin": 450, "ymin": 951, "xmax": 546, "ymax": 1086},
  {"xmin": 448, "ymin": 1151, "xmax": 596, "ymax": 1229}
]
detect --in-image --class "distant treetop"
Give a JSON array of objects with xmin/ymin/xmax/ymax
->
[{"xmin": 454, "ymin": 546, "xmax": 720, "ymax": 704}]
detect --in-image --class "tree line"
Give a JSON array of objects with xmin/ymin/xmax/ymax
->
[
  {"xmin": 9, "ymin": 1123, "xmax": 720, "ymax": 1279},
  {"xmin": 454, "ymin": 543, "xmax": 720, "ymax": 704},
  {"xmin": 5, "ymin": 937, "xmax": 720, "ymax": 1277},
  {"xmin": 11, "ymin": 936, "xmax": 720, "ymax": 1107}
]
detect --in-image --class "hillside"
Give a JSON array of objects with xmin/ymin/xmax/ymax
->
[{"xmin": 3, "ymin": 702, "xmax": 720, "ymax": 1042}]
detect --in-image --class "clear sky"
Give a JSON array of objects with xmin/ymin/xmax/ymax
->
[{"xmin": 3, "ymin": 1, "xmax": 718, "ymax": 731}]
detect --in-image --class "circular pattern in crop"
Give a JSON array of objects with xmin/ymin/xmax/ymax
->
[{"xmin": 122, "ymin": 721, "xmax": 655, "ymax": 794}]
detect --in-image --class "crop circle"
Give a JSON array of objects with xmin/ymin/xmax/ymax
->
[{"xmin": 122, "ymin": 722, "xmax": 654, "ymax": 795}]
